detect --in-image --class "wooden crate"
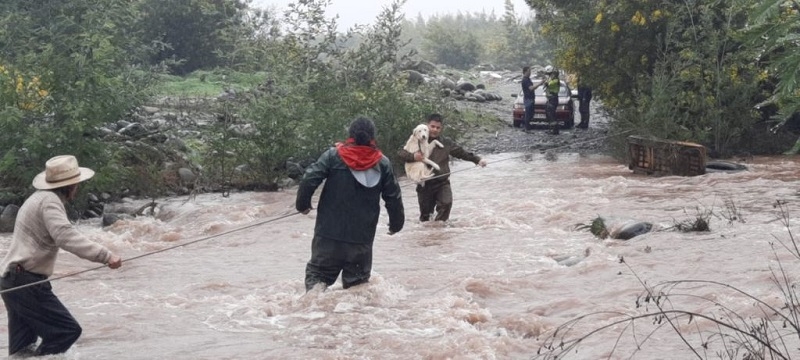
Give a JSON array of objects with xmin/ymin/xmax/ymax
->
[{"xmin": 627, "ymin": 135, "xmax": 707, "ymax": 176}]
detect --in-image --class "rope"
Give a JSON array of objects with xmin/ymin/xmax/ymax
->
[
  {"xmin": 0, "ymin": 128, "xmax": 632, "ymax": 294},
  {"xmin": 0, "ymin": 211, "xmax": 301, "ymax": 295},
  {"xmin": 400, "ymin": 129, "xmax": 633, "ymax": 187}
]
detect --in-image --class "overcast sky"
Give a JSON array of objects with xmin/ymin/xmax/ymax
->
[{"xmin": 253, "ymin": 0, "xmax": 533, "ymax": 29}]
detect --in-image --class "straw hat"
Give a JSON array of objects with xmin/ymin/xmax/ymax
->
[{"xmin": 32, "ymin": 155, "xmax": 95, "ymax": 190}]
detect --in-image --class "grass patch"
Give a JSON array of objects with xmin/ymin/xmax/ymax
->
[{"xmin": 154, "ymin": 70, "xmax": 268, "ymax": 97}]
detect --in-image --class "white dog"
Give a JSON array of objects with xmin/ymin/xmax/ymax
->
[{"xmin": 403, "ymin": 124, "xmax": 444, "ymax": 184}]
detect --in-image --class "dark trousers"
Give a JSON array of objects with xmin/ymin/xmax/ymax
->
[
  {"xmin": 546, "ymin": 94, "xmax": 559, "ymax": 133},
  {"xmin": 522, "ymin": 98, "xmax": 534, "ymax": 130},
  {"xmin": 416, "ymin": 181, "xmax": 452, "ymax": 222},
  {"xmin": 0, "ymin": 266, "xmax": 82, "ymax": 356},
  {"xmin": 578, "ymin": 100, "xmax": 590, "ymax": 127},
  {"xmin": 305, "ymin": 235, "xmax": 373, "ymax": 291}
]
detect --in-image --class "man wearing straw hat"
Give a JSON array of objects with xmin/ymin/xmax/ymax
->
[{"xmin": 0, "ymin": 155, "xmax": 123, "ymax": 356}]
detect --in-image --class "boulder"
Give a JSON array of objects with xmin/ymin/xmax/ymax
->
[
  {"xmin": 178, "ymin": 168, "xmax": 197, "ymax": 185},
  {"xmin": 404, "ymin": 70, "xmax": 425, "ymax": 85},
  {"xmin": 440, "ymin": 78, "xmax": 457, "ymax": 90},
  {"xmin": 102, "ymin": 213, "xmax": 135, "ymax": 227},
  {"xmin": 0, "ymin": 204, "xmax": 19, "ymax": 233},
  {"xmin": 456, "ymin": 82, "xmax": 476, "ymax": 93},
  {"xmin": 612, "ymin": 222, "xmax": 654, "ymax": 240}
]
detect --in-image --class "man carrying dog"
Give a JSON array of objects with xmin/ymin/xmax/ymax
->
[{"xmin": 398, "ymin": 113, "xmax": 487, "ymax": 222}]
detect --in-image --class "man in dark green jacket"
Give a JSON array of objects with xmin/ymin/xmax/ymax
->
[
  {"xmin": 296, "ymin": 117, "xmax": 404, "ymax": 291},
  {"xmin": 398, "ymin": 113, "xmax": 486, "ymax": 222}
]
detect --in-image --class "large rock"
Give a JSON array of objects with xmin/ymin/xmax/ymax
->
[
  {"xmin": 440, "ymin": 78, "xmax": 456, "ymax": 90},
  {"xmin": 401, "ymin": 59, "xmax": 437, "ymax": 74},
  {"xmin": 102, "ymin": 213, "xmax": 135, "ymax": 227},
  {"xmin": 178, "ymin": 168, "xmax": 197, "ymax": 185},
  {"xmin": 404, "ymin": 70, "xmax": 425, "ymax": 86},
  {"xmin": 456, "ymin": 82, "xmax": 476, "ymax": 93},
  {"xmin": 612, "ymin": 222, "xmax": 654, "ymax": 240},
  {"xmin": 0, "ymin": 204, "xmax": 19, "ymax": 233}
]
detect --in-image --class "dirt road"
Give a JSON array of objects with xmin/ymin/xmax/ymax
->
[{"xmin": 457, "ymin": 80, "xmax": 619, "ymax": 157}]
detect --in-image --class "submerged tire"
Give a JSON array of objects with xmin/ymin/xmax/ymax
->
[{"xmin": 706, "ymin": 160, "xmax": 747, "ymax": 173}]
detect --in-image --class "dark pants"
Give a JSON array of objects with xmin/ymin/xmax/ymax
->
[
  {"xmin": 522, "ymin": 98, "xmax": 534, "ymax": 130},
  {"xmin": 0, "ymin": 265, "xmax": 82, "ymax": 356},
  {"xmin": 305, "ymin": 235, "xmax": 373, "ymax": 291},
  {"xmin": 416, "ymin": 181, "xmax": 452, "ymax": 222},
  {"xmin": 546, "ymin": 94, "xmax": 559, "ymax": 134},
  {"xmin": 578, "ymin": 100, "xmax": 590, "ymax": 128}
]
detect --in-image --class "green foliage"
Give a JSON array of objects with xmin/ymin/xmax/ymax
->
[
  {"xmin": 421, "ymin": 20, "xmax": 484, "ymax": 69},
  {"xmin": 155, "ymin": 70, "xmax": 268, "ymax": 97},
  {"xmin": 0, "ymin": 0, "xmax": 158, "ymax": 198},
  {"xmin": 193, "ymin": 0, "xmax": 455, "ymax": 189},
  {"xmin": 136, "ymin": 0, "xmax": 249, "ymax": 74},
  {"xmin": 743, "ymin": 0, "xmax": 800, "ymax": 125},
  {"xmin": 492, "ymin": 0, "xmax": 550, "ymax": 69},
  {"xmin": 527, "ymin": 0, "xmax": 763, "ymax": 157}
]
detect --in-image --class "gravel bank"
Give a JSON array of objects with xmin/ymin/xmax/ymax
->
[{"xmin": 456, "ymin": 81, "xmax": 619, "ymax": 157}]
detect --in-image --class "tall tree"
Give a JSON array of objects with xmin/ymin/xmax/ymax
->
[
  {"xmin": 422, "ymin": 21, "xmax": 482, "ymax": 69},
  {"xmin": 744, "ymin": 0, "xmax": 800, "ymax": 130},
  {"xmin": 525, "ymin": 0, "xmax": 763, "ymax": 155},
  {"xmin": 137, "ymin": 0, "xmax": 248, "ymax": 74},
  {"xmin": 0, "ymin": 0, "xmax": 157, "ymax": 191}
]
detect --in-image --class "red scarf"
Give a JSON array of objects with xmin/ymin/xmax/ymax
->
[{"xmin": 336, "ymin": 138, "xmax": 383, "ymax": 170}]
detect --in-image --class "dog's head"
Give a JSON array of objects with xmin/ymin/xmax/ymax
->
[{"xmin": 413, "ymin": 124, "xmax": 430, "ymax": 142}]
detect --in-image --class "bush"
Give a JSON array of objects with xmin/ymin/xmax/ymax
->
[
  {"xmin": 194, "ymin": 0, "xmax": 456, "ymax": 188},
  {"xmin": 0, "ymin": 0, "xmax": 159, "ymax": 202}
]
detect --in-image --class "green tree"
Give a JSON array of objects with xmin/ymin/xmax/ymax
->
[
  {"xmin": 422, "ymin": 22, "xmax": 482, "ymax": 69},
  {"xmin": 137, "ymin": 0, "xmax": 249, "ymax": 74},
  {"xmin": 492, "ymin": 0, "xmax": 548, "ymax": 69},
  {"xmin": 526, "ymin": 0, "xmax": 763, "ymax": 156},
  {"xmin": 743, "ymin": 0, "xmax": 800, "ymax": 154},
  {"xmin": 197, "ymin": 0, "xmax": 452, "ymax": 188},
  {"xmin": 0, "ymin": 0, "xmax": 157, "ymax": 196}
]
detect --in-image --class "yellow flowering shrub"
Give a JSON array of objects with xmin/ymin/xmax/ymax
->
[
  {"xmin": 611, "ymin": 23, "xmax": 620, "ymax": 32},
  {"xmin": 631, "ymin": 11, "xmax": 647, "ymax": 25},
  {"xmin": 0, "ymin": 64, "xmax": 49, "ymax": 111},
  {"xmin": 595, "ymin": 12, "xmax": 603, "ymax": 24},
  {"xmin": 651, "ymin": 9, "xmax": 663, "ymax": 21}
]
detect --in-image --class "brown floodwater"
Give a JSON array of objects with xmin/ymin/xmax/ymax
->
[{"xmin": 1, "ymin": 153, "xmax": 799, "ymax": 359}]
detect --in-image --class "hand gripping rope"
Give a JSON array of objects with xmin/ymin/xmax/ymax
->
[{"xmin": 0, "ymin": 129, "xmax": 633, "ymax": 294}]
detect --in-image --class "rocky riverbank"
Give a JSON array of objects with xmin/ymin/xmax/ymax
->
[
  {"xmin": 456, "ymin": 80, "xmax": 615, "ymax": 157},
  {"xmin": 0, "ymin": 69, "xmax": 619, "ymax": 233}
]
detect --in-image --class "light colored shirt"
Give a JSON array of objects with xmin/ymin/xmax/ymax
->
[{"xmin": 0, "ymin": 190, "xmax": 112, "ymax": 276}]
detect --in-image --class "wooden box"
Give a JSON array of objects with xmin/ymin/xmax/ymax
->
[{"xmin": 627, "ymin": 135, "xmax": 706, "ymax": 176}]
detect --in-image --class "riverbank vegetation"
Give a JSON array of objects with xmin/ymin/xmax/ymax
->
[
  {"xmin": 526, "ymin": 0, "xmax": 800, "ymax": 158},
  {"xmin": 0, "ymin": 0, "xmax": 798, "ymax": 206}
]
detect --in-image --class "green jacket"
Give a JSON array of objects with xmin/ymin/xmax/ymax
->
[
  {"xmin": 296, "ymin": 147, "xmax": 404, "ymax": 244},
  {"xmin": 398, "ymin": 135, "xmax": 482, "ymax": 187},
  {"xmin": 546, "ymin": 78, "xmax": 560, "ymax": 95}
]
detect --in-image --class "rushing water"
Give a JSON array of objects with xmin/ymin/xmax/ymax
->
[{"xmin": 1, "ymin": 153, "xmax": 799, "ymax": 359}]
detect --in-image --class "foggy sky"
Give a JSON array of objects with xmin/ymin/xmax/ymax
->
[{"xmin": 253, "ymin": 0, "xmax": 533, "ymax": 29}]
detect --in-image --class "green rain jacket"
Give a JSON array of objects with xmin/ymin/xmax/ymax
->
[{"xmin": 296, "ymin": 146, "xmax": 404, "ymax": 244}]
